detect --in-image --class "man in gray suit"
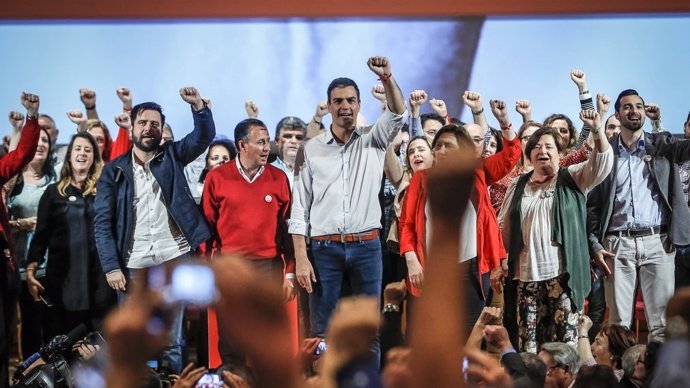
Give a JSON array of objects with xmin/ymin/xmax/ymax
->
[{"xmin": 587, "ymin": 89, "xmax": 690, "ymax": 342}]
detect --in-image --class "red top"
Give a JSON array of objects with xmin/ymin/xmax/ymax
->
[
  {"xmin": 399, "ymin": 135, "xmax": 521, "ymax": 296},
  {"xmin": 201, "ymin": 161, "xmax": 295, "ymax": 274},
  {"xmin": 109, "ymin": 126, "xmax": 132, "ymax": 161},
  {"xmin": 1, "ymin": 118, "xmax": 40, "ymax": 249}
]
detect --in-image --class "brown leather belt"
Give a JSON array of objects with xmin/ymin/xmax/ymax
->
[{"xmin": 311, "ymin": 230, "xmax": 379, "ymax": 243}]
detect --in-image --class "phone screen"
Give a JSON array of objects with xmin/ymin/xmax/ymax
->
[{"xmin": 195, "ymin": 373, "xmax": 223, "ymax": 388}]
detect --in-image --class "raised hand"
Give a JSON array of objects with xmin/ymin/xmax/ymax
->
[
  {"xmin": 515, "ymin": 99, "xmax": 531, "ymax": 118},
  {"xmin": 114, "ymin": 112, "xmax": 132, "ymax": 130},
  {"xmin": 179, "ymin": 87, "xmax": 204, "ymax": 111},
  {"xmin": 66, "ymin": 109, "xmax": 87, "ymax": 126},
  {"xmin": 577, "ymin": 315, "xmax": 593, "ymax": 337},
  {"xmin": 314, "ymin": 101, "xmax": 329, "ymax": 121},
  {"xmin": 116, "ymin": 87, "xmax": 133, "ymax": 111},
  {"xmin": 429, "ymin": 99, "xmax": 448, "ymax": 118},
  {"xmin": 489, "ymin": 99, "xmax": 509, "ymax": 124},
  {"xmin": 597, "ymin": 93, "xmax": 611, "ymax": 115},
  {"xmin": 462, "ymin": 91, "xmax": 483, "ymax": 113},
  {"xmin": 8, "ymin": 111, "xmax": 24, "ymax": 130},
  {"xmin": 79, "ymin": 88, "xmax": 97, "ymax": 108},
  {"xmin": 21, "ymin": 92, "xmax": 40, "ymax": 117},
  {"xmin": 570, "ymin": 69, "xmax": 588, "ymax": 93},
  {"xmin": 367, "ymin": 56, "xmax": 391, "ymax": 78},
  {"xmin": 645, "ymin": 103, "xmax": 661, "ymax": 121},
  {"xmin": 408, "ymin": 90, "xmax": 427, "ymax": 118},
  {"xmin": 383, "ymin": 280, "xmax": 406, "ymax": 306},
  {"xmin": 579, "ymin": 109, "xmax": 602, "ymax": 131},
  {"xmin": 371, "ymin": 84, "xmax": 386, "ymax": 102},
  {"xmin": 245, "ymin": 100, "xmax": 259, "ymax": 118}
]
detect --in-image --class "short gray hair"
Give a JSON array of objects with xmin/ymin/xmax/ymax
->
[
  {"xmin": 540, "ymin": 342, "xmax": 580, "ymax": 374},
  {"xmin": 622, "ymin": 344, "xmax": 646, "ymax": 378}
]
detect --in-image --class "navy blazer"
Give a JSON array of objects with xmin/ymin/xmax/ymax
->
[{"xmin": 94, "ymin": 106, "xmax": 215, "ymax": 274}]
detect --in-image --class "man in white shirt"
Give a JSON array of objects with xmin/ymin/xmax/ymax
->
[{"xmin": 289, "ymin": 57, "xmax": 407, "ymax": 358}]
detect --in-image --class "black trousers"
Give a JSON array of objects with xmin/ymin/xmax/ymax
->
[{"xmin": 1, "ymin": 260, "xmax": 19, "ymax": 388}]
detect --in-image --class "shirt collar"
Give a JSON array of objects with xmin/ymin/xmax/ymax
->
[
  {"xmin": 236, "ymin": 157, "xmax": 265, "ymax": 183},
  {"xmin": 325, "ymin": 126, "xmax": 361, "ymax": 145},
  {"xmin": 618, "ymin": 133, "xmax": 646, "ymax": 154}
]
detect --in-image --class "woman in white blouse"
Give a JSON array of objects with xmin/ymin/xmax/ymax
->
[{"xmin": 496, "ymin": 110, "xmax": 613, "ymax": 353}]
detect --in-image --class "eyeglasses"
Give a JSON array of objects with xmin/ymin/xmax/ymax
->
[{"xmin": 546, "ymin": 365, "xmax": 564, "ymax": 375}]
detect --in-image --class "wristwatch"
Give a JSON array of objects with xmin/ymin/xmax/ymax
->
[{"xmin": 382, "ymin": 303, "xmax": 400, "ymax": 314}]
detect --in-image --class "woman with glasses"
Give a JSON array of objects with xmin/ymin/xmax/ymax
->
[{"xmin": 497, "ymin": 110, "xmax": 614, "ymax": 354}]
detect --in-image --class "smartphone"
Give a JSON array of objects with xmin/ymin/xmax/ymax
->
[
  {"xmin": 38, "ymin": 291, "xmax": 55, "ymax": 307},
  {"xmin": 195, "ymin": 373, "xmax": 223, "ymax": 388},
  {"xmin": 151, "ymin": 262, "xmax": 216, "ymax": 306},
  {"xmin": 315, "ymin": 339, "xmax": 328, "ymax": 355}
]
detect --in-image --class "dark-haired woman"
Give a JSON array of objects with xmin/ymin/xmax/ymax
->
[
  {"xmin": 26, "ymin": 133, "xmax": 116, "ymax": 336},
  {"xmin": 7, "ymin": 127, "xmax": 56, "ymax": 356}
]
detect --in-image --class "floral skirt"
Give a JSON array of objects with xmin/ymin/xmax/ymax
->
[{"xmin": 516, "ymin": 273, "xmax": 578, "ymax": 354}]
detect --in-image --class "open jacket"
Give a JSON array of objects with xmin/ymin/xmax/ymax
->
[
  {"xmin": 587, "ymin": 131, "xmax": 690, "ymax": 255},
  {"xmin": 94, "ymin": 106, "xmax": 215, "ymax": 274}
]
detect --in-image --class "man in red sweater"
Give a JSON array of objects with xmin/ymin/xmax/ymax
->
[{"xmin": 201, "ymin": 118, "xmax": 295, "ymax": 369}]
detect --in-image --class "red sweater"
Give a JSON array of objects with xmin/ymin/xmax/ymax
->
[
  {"xmin": 202, "ymin": 160, "xmax": 295, "ymax": 274},
  {"xmin": 109, "ymin": 126, "xmax": 132, "ymax": 161}
]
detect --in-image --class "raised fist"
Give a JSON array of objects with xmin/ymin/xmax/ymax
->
[
  {"xmin": 179, "ymin": 87, "xmax": 204, "ymax": 110},
  {"xmin": 490, "ymin": 99, "xmax": 508, "ymax": 121},
  {"xmin": 515, "ymin": 99, "xmax": 531, "ymax": 116},
  {"xmin": 645, "ymin": 103, "xmax": 661, "ymax": 121},
  {"xmin": 116, "ymin": 87, "xmax": 133, "ymax": 110},
  {"xmin": 315, "ymin": 101, "xmax": 329, "ymax": 119},
  {"xmin": 21, "ymin": 92, "xmax": 40, "ymax": 117},
  {"xmin": 79, "ymin": 88, "xmax": 97, "ymax": 108},
  {"xmin": 429, "ymin": 99, "xmax": 448, "ymax": 118},
  {"xmin": 597, "ymin": 93, "xmax": 611, "ymax": 115},
  {"xmin": 408, "ymin": 90, "xmax": 428, "ymax": 108},
  {"xmin": 367, "ymin": 56, "xmax": 391, "ymax": 78},
  {"xmin": 371, "ymin": 84, "xmax": 386, "ymax": 102},
  {"xmin": 66, "ymin": 109, "xmax": 87, "ymax": 125},
  {"xmin": 8, "ymin": 111, "xmax": 24, "ymax": 130},
  {"xmin": 580, "ymin": 109, "xmax": 601, "ymax": 131},
  {"xmin": 462, "ymin": 91, "xmax": 482, "ymax": 112},
  {"xmin": 245, "ymin": 100, "xmax": 259, "ymax": 118},
  {"xmin": 570, "ymin": 69, "xmax": 587, "ymax": 90},
  {"xmin": 114, "ymin": 112, "xmax": 132, "ymax": 130}
]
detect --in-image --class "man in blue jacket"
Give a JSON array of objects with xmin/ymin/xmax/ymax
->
[{"xmin": 94, "ymin": 87, "xmax": 215, "ymax": 373}]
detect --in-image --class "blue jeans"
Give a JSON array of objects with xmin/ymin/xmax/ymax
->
[{"xmin": 309, "ymin": 238, "xmax": 382, "ymax": 361}]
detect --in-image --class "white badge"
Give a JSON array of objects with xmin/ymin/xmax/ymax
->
[
  {"xmin": 68, "ymin": 196, "xmax": 77, "ymax": 202},
  {"xmin": 264, "ymin": 195, "xmax": 272, "ymax": 203}
]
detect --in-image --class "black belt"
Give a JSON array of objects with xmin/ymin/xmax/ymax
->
[{"xmin": 606, "ymin": 225, "xmax": 667, "ymax": 238}]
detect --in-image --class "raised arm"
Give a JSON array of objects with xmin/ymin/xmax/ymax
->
[
  {"xmin": 66, "ymin": 109, "xmax": 88, "ymax": 132},
  {"xmin": 0, "ymin": 92, "xmax": 41, "ymax": 180},
  {"xmin": 490, "ymin": 99, "xmax": 516, "ymax": 141},
  {"xmin": 515, "ymin": 99, "xmax": 532, "ymax": 124},
  {"xmin": 80, "ymin": 88, "xmax": 99, "ymax": 120},
  {"xmin": 463, "ymin": 90, "xmax": 488, "ymax": 133},
  {"xmin": 306, "ymin": 101, "xmax": 328, "ymax": 139},
  {"xmin": 645, "ymin": 103, "xmax": 665, "ymax": 133},
  {"xmin": 245, "ymin": 100, "xmax": 259, "ymax": 119},
  {"xmin": 7, "ymin": 110, "xmax": 24, "ymax": 151},
  {"xmin": 368, "ymin": 56, "xmax": 405, "ymax": 115},
  {"xmin": 173, "ymin": 87, "xmax": 216, "ymax": 165},
  {"xmin": 429, "ymin": 98, "xmax": 450, "ymax": 124},
  {"xmin": 408, "ymin": 90, "xmax": 427, "ymax": 138},
  {"xmin": 571, "ymin": 69, "xmax": 594, "ymax": 149}
]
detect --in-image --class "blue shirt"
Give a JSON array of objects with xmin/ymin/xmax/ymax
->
[{"xmin": 609, "ymin": 136, "xmax": 669, "ymax": 231}]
